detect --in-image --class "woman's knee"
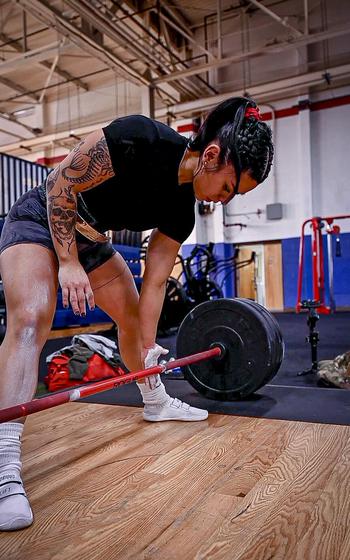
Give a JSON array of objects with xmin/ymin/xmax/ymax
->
[{"xmin": 6, "ymin": 307, "xmax": 53, "ymax": 346}]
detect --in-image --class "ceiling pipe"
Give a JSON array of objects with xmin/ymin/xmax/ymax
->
[
  {"xmin": 0, "ymin": 28, "xmax": 89, "ymax": 91},
  {"xmin": 154, "ymin": 24, "xmax": 350, "ymax": 84},
  {"xmin": 155, "ymin": 62, "xmax": 350, "ymax": 118},
  {"xmin": 65, "ymin": 0, "xmax": 214, "ymax": 98},
  {"xmin": 155, "ymin": 9, "xmax": 215, "ymax": 60},
  {"xmin": 248, "ymin": 0, "xmax": 302, "ymax": 37},
  {"xmin": 304, "ymin": 0, "xmax": 309, "ymax": 35},
  {"xmin": 217, "ymin": 0, "xmax": 222, "ymax": 59},
  {"xmin": 0, "ymin": 41, "xmax": 69, "ymax": 75},
  {"xmin": 2, "ymin": 61, "xmax": 349, "ymax": 155},
  {"xmin": 16, "ymin": 0, "xmax": 151, "ymax": 86},
  {"xmin": 110, "ymin": 1, "xmax": 216, "ymax": 95}
]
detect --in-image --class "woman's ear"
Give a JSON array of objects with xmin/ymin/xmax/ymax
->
[{"xmin": 202, "ymin": 143, "xmax": 221, "ymax": 165}]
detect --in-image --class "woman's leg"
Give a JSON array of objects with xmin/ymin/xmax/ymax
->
[
  {"xmin": 88, "ymin": 252, "xmax": 142, "ymax": 372},
  {"xmin": 88, "ymin": 253, "xmax": 208, "ymax": 422},
  {"xmin": 0, "ymin": 244, "xmax": 58, "ymax": 411},
  {"xmin": 0, "ymin": 244, "xmax": 58, "ymax": 531}
]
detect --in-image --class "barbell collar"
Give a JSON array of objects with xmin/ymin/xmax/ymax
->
[{"xmin": 209, "ymin": 342, "xmax": 226, "ymax": 360}]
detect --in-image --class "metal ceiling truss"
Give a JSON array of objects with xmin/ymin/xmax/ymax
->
[
  {"xmin": 2, "ymin": 57, "xmax": 349, "ymax": 156},
  {"xmin": 15, "ymin": 0, "xmax": 151, "ymax": 86},
  {"xmin": 0, "ymin": 0, "xmax": 349, "ymax": 146},
  {"xmin": 0, "ymin": 74, "xmax": 39, "ymax": 102},
  {"xmin": 0, "ymin": 109, "xmax": 41, "ymax": 135},
  {"xmin": 155, "ymin": 62, "xmax": 350, "ymax": 118},
  {"xmin": 0, "ymin": 30, "xmax": 89, "ymax": 92},
  {"xmin": 248, "ymin": 0, "xmax": 302, "ymax": 38},
  {"xmin": 154, "ymin": 24, "xmax": 350, "ymax": 84},
  {"xmin": 63, "ymin": 0, "xmax": 215, "ymax": 98},
  {"xmin": 12, "ymin": 0, "xmax": 212, "ymax": 104},
  {"xmin": 120, "ymin": 1, "xmax": 217, "ymax": 97},
  {"xmin": 0, "ymin": 40, "xmax": 71, "ymax": 75}
]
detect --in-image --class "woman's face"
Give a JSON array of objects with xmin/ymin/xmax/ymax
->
[{"xmin": 193, "ymin": 144, "xmax": 258, "ymax": 204}]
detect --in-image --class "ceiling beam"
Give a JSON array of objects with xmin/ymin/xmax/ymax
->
[
  {"xmin": 158, "ymin": 0, "xmax": 192, "ymax": 36},
  {"xmin": 0, "ymin": 74, "xmax": 39, "ymax": 101},
  {"xmin": 0, "ymin": 110, "xmax": 40, "ymax": 135},
  {"xmin": 155, "ymin": 63, "xmax": 350, "ymax": 118},
  {"xmin": 64, "ymin": 0, "xmax": 162, "ymax": 73},
  {"xmin": 249, "ymin": 0, "xmax": 302, "ymax": 38},
  {"xmin": 16, "ymin": 0, "xmax": 150, "ymax": 86},
  {"xmin": 64, "ymin": 0, "xmax": 214, "ymax": 98},
  {"xmin": 155, "ymin": 9, "xmax": 215, "ymax": 60},
  {"xmin": 0, "ymin": 119, "xmax": 111, "ymax": 153},
  {"xmin": 0, "ymin": 41, "xmax": 70, "ymax": 75},
  {"xmin": 0, "ymin": 30, "xmax": 89, "ymax": 91},
  {"xmin": 108, "ymin": 1, "xmax": 215, "ymax": 96},
  {"xmin": 154, "ymin": 24, "xmax": 350, "ymax": 83}
]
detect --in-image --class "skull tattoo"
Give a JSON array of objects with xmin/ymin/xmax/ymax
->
[{"xmin": 48, "ymin": 194, "xmax": 76, "ymax": 249}]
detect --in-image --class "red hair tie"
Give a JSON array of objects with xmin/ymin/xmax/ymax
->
[{"xmin": 245, "ymin": 107, "xmax": 262, "ymax": 120}]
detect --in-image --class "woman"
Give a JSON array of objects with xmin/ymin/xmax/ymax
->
[{"xmin": 0, "ymin": 96, "xmax": 273, "ymax": 530}]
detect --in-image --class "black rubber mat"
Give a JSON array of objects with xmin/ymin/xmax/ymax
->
[
  {"xmin": 39, "ymin": 311, "xmax": 350, "ymax": 425},
  {"xmin": 79, "ymin": 378, "xmax": 350, "ymax": 426}
]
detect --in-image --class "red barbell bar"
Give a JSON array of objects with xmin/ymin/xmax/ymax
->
[{"xmin": 0, "ymin": 346, "xmax": 222, "ymax": 423}]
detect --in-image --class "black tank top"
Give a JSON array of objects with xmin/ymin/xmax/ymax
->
[{"xmin": 79, "ymin": 115, "xmax": 196, "ymax": 244}]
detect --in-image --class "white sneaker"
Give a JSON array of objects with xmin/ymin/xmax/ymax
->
[
  {"xmin": 0, "ymin": 476, "xmax": 33, "ymax": 531},
  {"xmin": 143, "ymin": 397, "xmax": 208, "ymax": 422}
]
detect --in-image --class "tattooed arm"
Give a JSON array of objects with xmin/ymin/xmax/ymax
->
[{"xmin": 46, "ymin": 129, "xmax": 114, "ymax": 314}]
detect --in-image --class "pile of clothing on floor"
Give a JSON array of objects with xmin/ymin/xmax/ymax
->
[
  {"xmin": 317, "ymin": 351, "xmax": 350, "ymax": 389},
  {"xmin": 45, "ymin": 334, "xmax": 128, "ymax": 392}
]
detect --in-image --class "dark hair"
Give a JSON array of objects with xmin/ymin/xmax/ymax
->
[{"xmin": 188, "ymin": 96, "xmax": 273, "ymax": 184}]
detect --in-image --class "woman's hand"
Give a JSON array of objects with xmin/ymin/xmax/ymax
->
[
  {"xmin": 142, "ymin": 344, "xmax": 169, "ymax": 368},
  {"xmin": 58, "ymin": 261, "xmax": 95, "ymax": 316}
]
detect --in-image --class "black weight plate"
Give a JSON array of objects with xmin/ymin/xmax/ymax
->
[
  {"xmin": 176, "ymin": 298, "xmax": 281, "ymax": 401},
  {"xmin": 237, "ymin": 299, "xmax": 284, "ymax": 368},
  {"xmin": 233, "ymin": 298, "xmax": 284, "ymax": 387}
]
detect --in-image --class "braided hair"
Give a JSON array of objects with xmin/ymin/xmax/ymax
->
[{"xmin": 188, "ymin": 96, "xmax": 273, "ymax": 184}]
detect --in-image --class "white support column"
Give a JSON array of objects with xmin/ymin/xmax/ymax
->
[
  {"xmin": 297, "ymin": 99, "xmax": 313, "ymax": 218},
  {"xmin": 141, "ymin": 85, "xmax": 155, "ymax": 118},
  {"xmin": 217, "ymin": 0, "xmax": 222, "ymax": 59},
  {"xmin": 196, "ymin": 204, "xmax": 225, "ymax": 245}
]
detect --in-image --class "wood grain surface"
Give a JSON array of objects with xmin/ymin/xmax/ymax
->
[{"xmin": 0, "ymin": 403, "xmax": 349, "ymax": 560}]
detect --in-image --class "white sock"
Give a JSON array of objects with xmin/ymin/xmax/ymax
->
[
  {"xmin": 0, "ymin": 422, "xmax": 33, "ymax": 531},
  {"xmin": 137, "ymin": 376, "xmax": 170, "ymax": 406}
]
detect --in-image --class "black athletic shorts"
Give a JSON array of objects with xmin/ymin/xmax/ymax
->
[{"xmin": 0, "ymin": 187, "xmax": 116, "ymax": 273}]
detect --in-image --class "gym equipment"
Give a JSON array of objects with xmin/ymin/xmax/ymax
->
[
  {"xmin": 297, "ymin": 300, "xmax": 320, "ymax": 376},
  {"xmin": 296, "ymin": 214, "xmax": 350, "ymax": 314},
  {"xmin": 158, "ymin": 277, "xmax": 189, "ymax": 334},
  {"xmin": 156, "ymin": 243, "xmax": 225, "ymax": 333},
  {"xmin": 111, "ymin": 230, "xmax": 142, "ymax": 247},
  {"xmin": 176, "ymin": 298, "xmax": 284, "ymax": 400},
  {"xmin": 0, "ymin": 298, "xmax": 284, "ymax": 422}
]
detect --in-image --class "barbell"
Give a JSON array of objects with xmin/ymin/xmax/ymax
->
[{"xmin": 0, "ymin": 298, "xmax": 284, "ymax": 423}]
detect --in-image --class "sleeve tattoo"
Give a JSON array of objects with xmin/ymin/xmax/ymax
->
[
  {"xmin": 48, "ymin": 186, "xmax": 76, "ymax": 250},
  {"xmin": 46, "ymin": 134, "xmax": 114, "ymax": 253},
  {"xmin": 61, "ymin": 137, "xmax": 114, "ymax": 187}
]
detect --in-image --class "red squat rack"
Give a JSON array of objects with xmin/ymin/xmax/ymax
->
[{"xmin": 296, "ymin": 214, "xmax": 350, "ymax": 314}]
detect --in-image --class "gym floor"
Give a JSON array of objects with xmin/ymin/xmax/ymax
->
[
  {"xmin": 1, "ymin": 311, "xmax": 349, "ymax": 559},
  {"xmin": 3, "ymin": 402, "xmax": 350, "ymax": 560}
]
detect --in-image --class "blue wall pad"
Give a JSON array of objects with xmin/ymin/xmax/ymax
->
[{"xmin": 282, "ymin": 232, "xmax": 350, "ymax": 309}]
